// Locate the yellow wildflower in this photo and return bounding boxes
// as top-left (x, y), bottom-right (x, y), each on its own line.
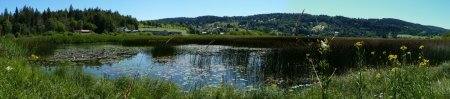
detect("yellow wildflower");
top-left (354, 41), bottom-right (364, 47)
top-left (271, 83), bottom-right (278, 89)
top-left (31, 54), bottom-right (39, 60)
top-left (375, 73), bottom-right (382, 80)
top-left (419, 45), bottom-right (425, 50)
top-left (388, 54), bottom-right (397, 61)
top-left (400, 46), bottom-right (407, 51)
top-left (382, 51), bottom-right (387, 55)
top-left (419, 56), bottom-right (422, 59)
top-left (419, 62), bottom-right (427, 68)
top-left (395, 61), bottom-right (401, 65)
top-left (391, 67), bottom-right (401, 72)
top-left (371, 51), bottom-right (376, 55)
top-left (423, 59), bottom-right (430, 63)
top-left (419, 59), bottom-right (430, 68)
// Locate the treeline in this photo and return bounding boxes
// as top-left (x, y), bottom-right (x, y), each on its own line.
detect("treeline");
top-left (153, 13), bottom-right (449, 37)
top-left (0, 6), bottom-right (139, 37)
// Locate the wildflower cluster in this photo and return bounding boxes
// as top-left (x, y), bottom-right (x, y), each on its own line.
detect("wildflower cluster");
top-left (417, 45), bottom-right (428, 68)
top-left (375, 73), bottom-right (382, 80)
top-left (311, 24), bottom-right (325, 33)
top-left (271, 83), bottom-right (278, 89)
top-left (318, 39), bottom-right (330, 54)
top-left (5, 66), bottom-right (13, 71)
top-left (388, 55), bottom-right (398, 61)
top-left (31, 54), bottom-right (39, 60)
top-left (354, 41), bottom-right (364, 48)
top-left (391, 67), bottom-right (401, 72)
top-left (400, 46), bottom-right (407, 51)
top-left (419, 59), bottom-right (429, 68)
top-left (419, 45), bottom-right (425, 50)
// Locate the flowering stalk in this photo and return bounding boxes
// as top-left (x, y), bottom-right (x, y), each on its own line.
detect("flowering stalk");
top-left (354, 41), bottom-right (365, 99)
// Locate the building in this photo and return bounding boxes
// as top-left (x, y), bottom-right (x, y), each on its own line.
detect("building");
top-left (120, 27), bottom-right (139, 33)
top-left (74, 30), bottom-right (93, 33)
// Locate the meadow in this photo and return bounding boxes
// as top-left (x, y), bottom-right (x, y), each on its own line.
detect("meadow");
top-left (2, 34), bottom-right (450, 98)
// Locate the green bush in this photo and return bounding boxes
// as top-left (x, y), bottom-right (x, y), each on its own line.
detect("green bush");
top-left (443, 32), bottom-right (450, 38)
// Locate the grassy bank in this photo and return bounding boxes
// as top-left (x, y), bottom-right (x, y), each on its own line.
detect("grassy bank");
top-left (17, 34), bottom-right (450, 49)
top-left (17, 34), bottom-right (312, 47)
top-left (2, 36), bottom-right (450, 98)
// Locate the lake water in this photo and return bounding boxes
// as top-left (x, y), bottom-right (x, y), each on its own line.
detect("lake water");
top-left (31, 40), bottom-right (450, 90)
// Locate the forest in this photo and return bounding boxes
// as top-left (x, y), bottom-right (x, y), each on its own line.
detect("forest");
top-left (0, 5), bottom-right (139, 37)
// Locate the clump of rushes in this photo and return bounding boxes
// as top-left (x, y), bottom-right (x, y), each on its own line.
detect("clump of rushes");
top-left (31, 54), bottom-right (39, 60)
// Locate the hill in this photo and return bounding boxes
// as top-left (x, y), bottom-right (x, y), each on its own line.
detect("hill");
top-left (145, 13), bottom-right (449, 37)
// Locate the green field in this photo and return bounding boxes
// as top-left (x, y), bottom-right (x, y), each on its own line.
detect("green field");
top-left (139, 24), bottom-right (190, 35)
top-left (139, 27), bottom-right (189, 35)
top-left (396, 34), bottom-right (441, 39)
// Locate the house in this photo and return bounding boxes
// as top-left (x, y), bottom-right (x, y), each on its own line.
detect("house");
top-left (74, 30), bottom-right (93, 33)
top-left (120, 27), bottom-right (139, 33)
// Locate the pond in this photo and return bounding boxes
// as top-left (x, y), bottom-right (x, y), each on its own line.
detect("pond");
top-left (28, 39), bottom-right (450, 90)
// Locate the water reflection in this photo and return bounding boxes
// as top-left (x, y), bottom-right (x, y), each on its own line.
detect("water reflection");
top-left (36, 43), bottom-right (450, 90)
top-left (146, 46), bottom-right (177, 64)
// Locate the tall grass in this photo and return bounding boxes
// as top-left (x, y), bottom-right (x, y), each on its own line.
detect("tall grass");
top-left (2, 36), bottom-right (450, 98)
top-left (17, 34), bottom-right (320, 48)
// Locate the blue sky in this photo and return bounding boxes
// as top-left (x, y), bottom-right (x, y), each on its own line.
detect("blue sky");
top-left (0, 0), bottom-right (449, 29)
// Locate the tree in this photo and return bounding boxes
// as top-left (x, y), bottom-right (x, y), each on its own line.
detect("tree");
top-left (83, 23), bottom-right (97, 30)
top-left (69, 19), bottom-right (80, 31)
top-left (13, 7), bottom-right (19, 21)
top-left (12, 23), bottom-right (22, 37)
top-left (93, 14), bottom-right (117, 33)
top-left (443, 32), bottom-right (450, 38)
top-left (0, 23), bottom-right (2, 36)
top-left (2, 18), bottom-right (12, 34)
top-left (3, 8), bottom-right (9, 18)
top-left (46, 18), bottom-right (66, 32)
top-left (68, 5), bottom-right (74, 17)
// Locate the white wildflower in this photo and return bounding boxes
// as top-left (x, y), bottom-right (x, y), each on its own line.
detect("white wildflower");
top-left (320, 39), bottom-right (330, 51)
top-left (5, 66), bottom-right (13, 71)
top-left (311, 24), bottom-right (325, 33)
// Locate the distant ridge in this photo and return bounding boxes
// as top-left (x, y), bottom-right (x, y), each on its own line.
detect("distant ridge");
top-left (149, 13), bottom-right (449, 37)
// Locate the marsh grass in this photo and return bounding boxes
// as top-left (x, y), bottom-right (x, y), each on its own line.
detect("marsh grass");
top-left (2, 36), bottom-right (450, 98)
